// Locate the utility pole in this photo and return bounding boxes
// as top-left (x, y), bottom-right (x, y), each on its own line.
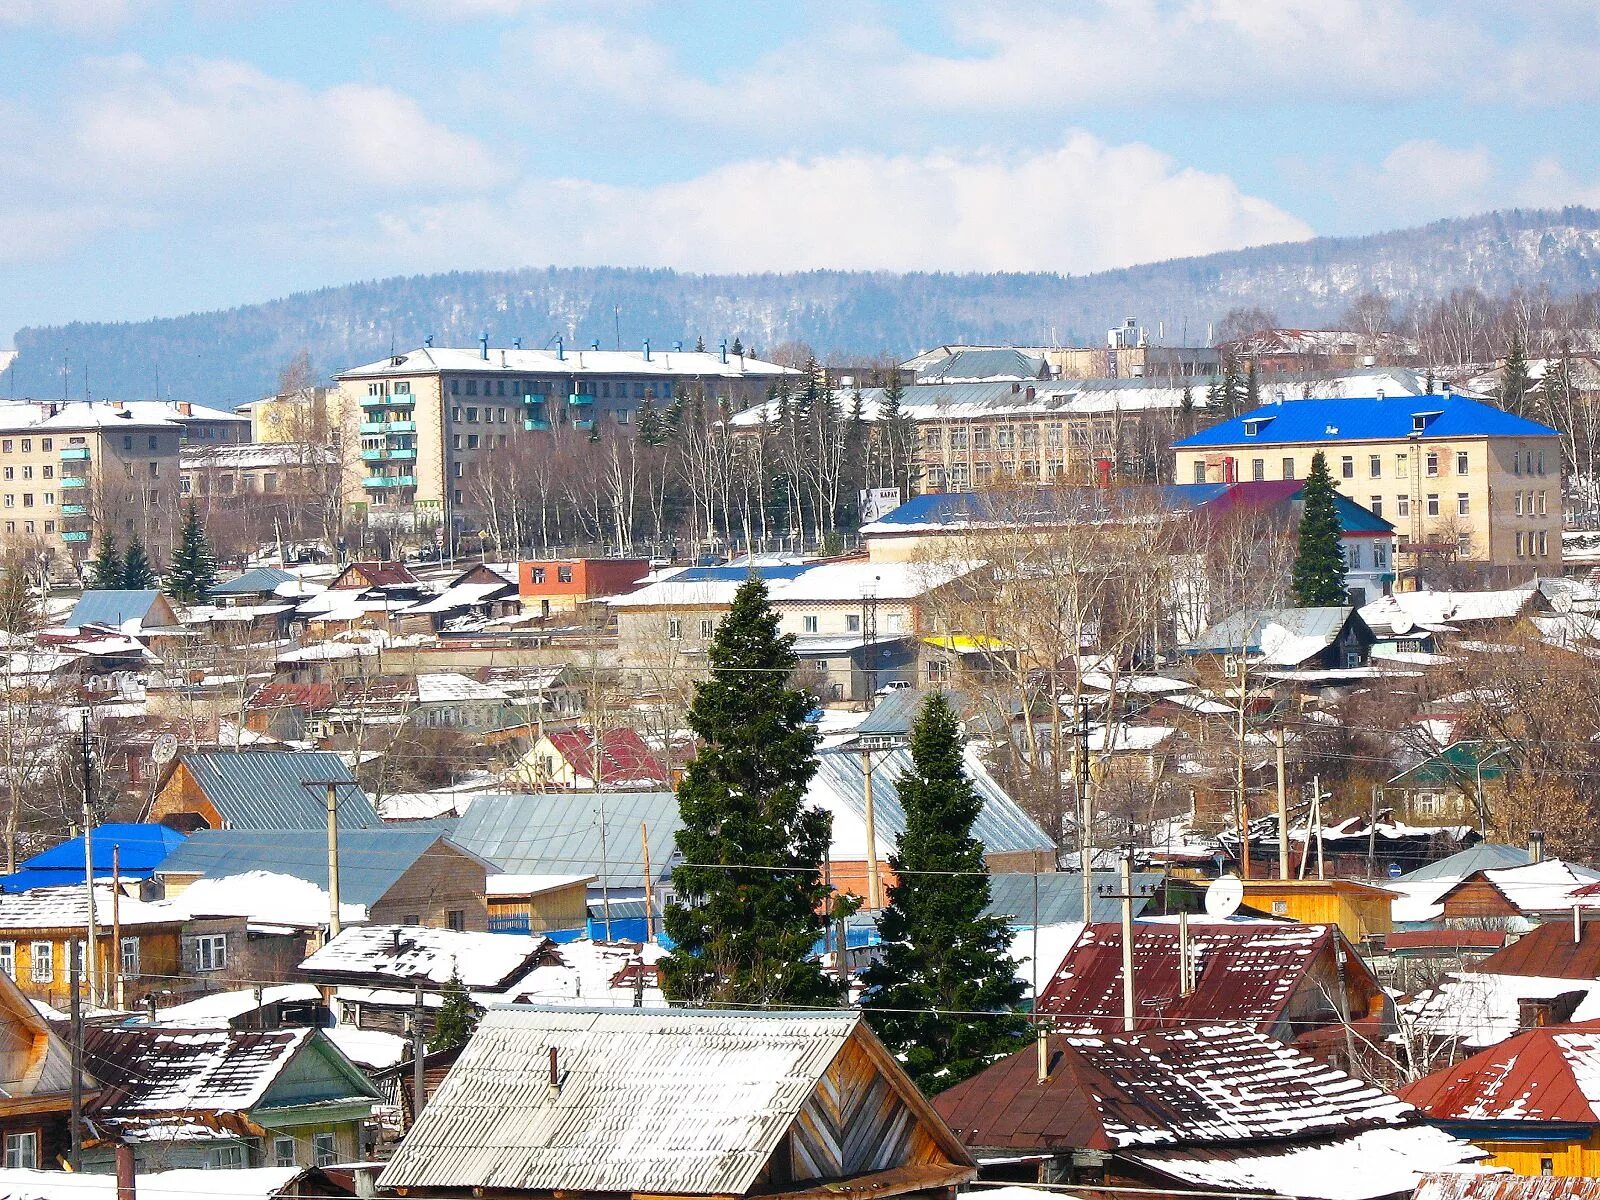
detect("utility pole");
top-left (410, 986), bottom-right (426, 1129)
top-left (1232, 655), bottom-right (1250, 880)
top-left (325, 782), bottom-right (343, 937)
top-left (69, 947), bottom-right (83, 1170)
top-left (79, 726), bottom-right (99, 1007)
top-left (862, 747), bottom-right (881, 911)
top-left (1275, 727), bottom-right (1289, 881)
top-left (1099, 841), bottom-right (1144, 1033)
top-left (641, 822), bottom-right (654, 940)
top-left (1075, 697), bottom-right (1094, 929)
top-left (111, 846), bottom-right (123, 1011)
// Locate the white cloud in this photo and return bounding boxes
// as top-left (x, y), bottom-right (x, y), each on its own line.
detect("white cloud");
top-left (369, 132), bottom-right (1312, 276)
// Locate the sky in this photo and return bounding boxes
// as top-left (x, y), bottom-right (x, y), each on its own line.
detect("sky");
top-left (3, 0), bottom-right (1600, 345)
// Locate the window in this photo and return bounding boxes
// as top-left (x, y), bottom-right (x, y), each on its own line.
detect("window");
top-left (948, 429), bottom-right (967, 451)
top-left (1457, 493), bottom-right (1469, 516)
top-left (1456, 451), bottom-right (1469, 474)
top-left (922, 429), bottom-right (941, 451)
top-left (1020, 425), bottom-right (1037, 448)
top-left (1347, 543), bottom-right (1363, 569)
top-left (1271, 900), bottom-right (1289, 916)
top-left (1425, 452), bottom-right (1439, 477)
top-left (446, 910), bottom-right (465, 932)
top-left (699, 618), bottom-right (714, 639)
top-left (1541, 1160), bottom-right (1554, 1178)
top-left (184, 933), bottom-right (227, 972)
top-left (147, 435), bottom-right (158, 450)
top-left (4, 1133), bottom-right (37, 1170)
top-left (1374, 542), bottom-right (1388, 568)
top-left (846, 614), bottom-right (861, 633)
top-left (803, 615), bottom-right (819, 633)
top-left (1193, 462), bottom-right (1206, 484)
top-left (1538, 491), bottom-right (1549, 516)
top-left (1396, 452), bottom-right (1408, 475)
top-left (972, 428), bottom-right (991, 450)
top-left (0, 943), bottom-right (12, 978)
top-left (667, 618), bottom-right (682, 640)
top-left (1539, 449), bottom-right (1547, 475)
top-left (1512, 449), bottom-right (1521, 475)
top-left (1538, 530), bottom-right (1549, 556)
top-left (557, 566), bottom-right (573, 583)
top-left (1458, 532), bottom-right (1473, 557)
top-left (1369, 496), bottom-right (1382, 518)
top-left (18, 440), bottom-right (27, 453)
top-left (531, 567), bottom-right (546, 584)
top-left (1340, 455), bottom-right (1354, 479)
top-left (123, 435), bottom-right (133, 451)
top-left (1426, 494), bottom-right (1439, 517)
top-left (1281, 457), bottom-right (1295, 479)
top-left (273, 1137), bottom-right (297, 1169)
top-left (1516, 492), bottom-right (1524, 516)
top-left (1251, 458), bottom-right (1264, 482)
top-left (1397, 495), bottom-right (1410, 518)
top-left (996, 426), bottom-right (1014, 449)
top-left (120, 937), bottom-right (139, 977)
top-left (466, 434), bottom-right (479, 450)
top-left (1, 469), bottom-right (9, 482)
top-left (1414, 792), bottom-right (1443, 817)
top-left (313, 1133), bottom-right (336, 1168)
top-left (29, 943), bottom-right (50, 983)
top-left (1516, 532), bottom-right (1525, 557)
top-left (0, 441), bottom-right (9, 454)
top-left (41, 466), bottom-right (51, 479)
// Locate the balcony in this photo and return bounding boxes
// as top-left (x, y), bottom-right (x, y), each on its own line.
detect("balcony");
top-left (59, 447), bottom-right (90, 462)
top-left (568, 393), bottom-right (594, 406)
top-left (60, 476), bottom-right (87, 489)
top-left (359, 419), bottom-right (416, 435)
top-left (573, 419), bottom-right (595, 431)
top-left (61, 531), bottom-right (89, 543)
top-left (364, 475), bottom-right (417, 489)
top-left (61, 504), bottom-right (86, 516)
top-left (524, 418), bottom-right (551, 432)
top-left (360, 392), bottom-right (416, 408)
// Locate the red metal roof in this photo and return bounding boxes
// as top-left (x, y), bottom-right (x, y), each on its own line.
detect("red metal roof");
top-left (545, 727), bottom-right (669, 788)
top-left (246, 681), bottom-right (337, 713)
top-left (331, 560), bottom-right (420, 589)
top-left (1469, 923), bottom-right (1600, 980)
top-left (1397, 1021), bottom-right (1600, 1124)
top-left (1035, 922), bottom-right (1371, 1036)
top-left (1417, 1173), bottom-right (1600, 1200)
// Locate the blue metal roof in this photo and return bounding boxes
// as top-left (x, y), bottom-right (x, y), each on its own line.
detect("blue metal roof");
top-left (666, 564), bottom-right (812, 584)
top-left (178, 751), bottom-right (382, 830)
top-left (66, 590), bottom-right (165, 628)
top-left (450, 791), bottom-right (682, 891)
top-left (868, 487), bottom-right (1216, 529)
top-left (1400, 842), bottom-right (1529, 881)
top-left (985, 870), bottom-right (1163, 927)
top-left (1183, 606), bottom-right (1353, 655)
top-left (19, 824), bottom-right (186, 875)
top-left (154, 827), bottom-right (474, 905)
top-left (1173, 394), bottom-right (1559, 449)
top-left (211, 567), bottom-right (296, 595)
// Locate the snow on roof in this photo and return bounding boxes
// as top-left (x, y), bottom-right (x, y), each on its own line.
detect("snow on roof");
top-left (412, 671), bottom-right (512, 703)
top-left (82, 1026), bottom-right (313, 1113)
top-left (1400, 1020), bottom-right (1600, 1122)
top-left (172, 871), bottom-right (369, 928)
top-left (0, 883), bottom-right (180, 931)
top-left (1360, 586), bottom-right (1536, 634)
top-left (339, 345), bottom-right (798, 381)
top-left (501, 939), bottom-right (667, 1007)
top-left (134, 984), bottom-right (322, 1028)
top-left (486, 873), bottom-right (596, 898)
top-left (610, 558), bottom-right (982, 610)
top-left (300, 924), bottom-right (547, 990)
top-left (325, 1024), bottom-right (408, 1071)
top-left (402, 581), bottom-right (512, 616)
top-left (0, 1167), bottom-right (306, 1200)
top-left (1475, 860), bottom-right (1600, 914)
top-left (1404, 972), bottom-right (1600, 1049)
top-left (181, 443), bottom-right (336, 470)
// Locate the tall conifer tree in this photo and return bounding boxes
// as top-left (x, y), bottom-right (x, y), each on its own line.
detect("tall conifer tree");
top-left (1291, 451), bottom-right (1348, 606)
top-left (661, 575), bottom-right (842, 1007)
top-left (165, 502), bottom-right (218, 603)
top-left (88, 534), bottom-right (122, 590)
top-left (862, 694), bottom-right (1027, 1092)
top-left (1500, 334), bottom-right (1532, 415)
top-left (122, 537), bottom-right (157, 589)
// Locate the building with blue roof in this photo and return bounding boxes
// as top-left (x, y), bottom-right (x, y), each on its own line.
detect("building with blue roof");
top-left (64, 590), bottom-right (180, 632)
top-left (1172, 388), bottom-right (1561, 575)
top-left (0, 824), bottom-right (187, 893)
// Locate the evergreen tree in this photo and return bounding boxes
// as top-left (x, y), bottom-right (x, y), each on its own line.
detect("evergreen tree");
top-left (1221, 352), bottom-right (1245, 417)
top-left (1244, 361), bottom-right (1260, 411)
top-left (661, 576), bottom-right (842, 1007)
top-left (0, 558), bottom-right (39, 635)
top-left (122, 537), bottom-right (157, 589)
top-left (695, 335), bottom-right (706, 353)
top-left (1500, 334), bottom-right (1532, 414)
top-left (862, 694), bottom-right (1027, 1093)
top-left (1291, 452), bottom-right (1348, 607)
top-left (164, 502), bottom-right (218, 604)
top-left (88, 534), bottom-right (122, 590)
top-left (430, 968), bottom-right (482, 1051)
top-left (730, 336), bottom-right (744, 357)
top-left (875, 371), bottom-right (918, 499)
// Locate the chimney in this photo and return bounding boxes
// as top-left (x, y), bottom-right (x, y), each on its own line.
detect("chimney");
top-left (177, 401), bottom-right (191, 416)
top-left (514, 337), bottom-right (523, 350)
top-left (1577, 904), bottom-right (1584, 945)
top-left (673, 340), bottom-right (683, 352)
top-left (1362, 354), bottom-right (1377, 368)
top-left (556, 336), bottom-right (564, 362)
top-left (1011, 382), bottom-right (1021, 394)
top-left (719, 338), bottom-right (728, 364)
top-left (1376, 389), bottom-right (1385, 401)
top-left (116, 1142), bottom-right (136, 1200)
top-left (643, 339), bottom-right (651, 362)
top-left (591, 340), bottom-right (601, 351)
top-left (425, 335), bottom-right (434, 348)
top-left (1035, 1026), bottom-right (1050, 1084)
top-left (1222, 456), bottom-right (1236, 484)
top-left (500, 350), bottom-right (507, 367)
top-left (478, 332), bottom-right (489, 360)
top-left (1025, 385), bottom-right (1036, 401)
top-left (1529, 830), bottom-right (1545, 863)
top-left (548, 1045), bottom-right (563, 1091)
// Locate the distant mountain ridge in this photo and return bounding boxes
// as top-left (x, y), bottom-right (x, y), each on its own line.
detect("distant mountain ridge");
top-left (13, 207), bottom-right (1600, 407)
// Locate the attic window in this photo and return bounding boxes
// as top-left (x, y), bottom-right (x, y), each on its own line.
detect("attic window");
top-left (1412, 410), bottom-right (1443, 433)
top-left (1243, 417), bottom-right (1273, 437)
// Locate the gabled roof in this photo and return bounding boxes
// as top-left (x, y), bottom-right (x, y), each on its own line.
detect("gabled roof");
top-left (1390, 742), bottom-right (1513, 788)
top-left (1399, 1020), bottom-right (1600, 1124)
top-left (1183, 606), bottom-right (1362, 661)
top-left (0, 883), bottom-right (180, 931)
top-left (915, 347), bottom-right (1049, 384)
top-left (17, 823), bottom-right (186, 877)
top-left (935, 1023), bottom-right (1416, 1152)
top-left (451, 791), bottom-right (681, 889)
top-left (1470, 921), bottom-right (1600, 981)
top-left (173, 751), bottom-right (381, 830)
top-left (300, 924), bottom-right (550, 990)
top-left (211, 567), bottom-right (297, 596)
top-left (1035, 922), bottom-right (1368, 1035)
top-left (66, 590), bottom-right (172, 630)
top-left (329, 560), bottom-right (420, 590)
top-left (540, 727), bottom-right (670, 788)
top-left (1400, 842), bottom-right (1532, 882)
top-left (1173, 393), bottom-right (1558, 449)
top-left (378, 1006), bottom-right (972, 1197)
top-left (245, 681), bottom-right (337, 713)
top-left (1438, 860), bottom-right (1600, 916)
top-left (985, 871), bottom-right (1161, 927)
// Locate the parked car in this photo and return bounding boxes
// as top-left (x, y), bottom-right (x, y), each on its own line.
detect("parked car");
top-left (875, 680), bottom-right (913, 696)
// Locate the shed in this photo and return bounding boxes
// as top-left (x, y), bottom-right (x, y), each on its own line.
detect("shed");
top-left (1234, 878), bottom-right (1397, 942)
top-left (486, 874), bottom-right (595, 935)
top-left (377, 1006), bottom-right (976, 1200)
top-left (64, 590), bottom-right (180, 633)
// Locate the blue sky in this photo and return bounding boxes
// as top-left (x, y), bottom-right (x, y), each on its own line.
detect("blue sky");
top-left (2, 0), bottom-right (1599, 345)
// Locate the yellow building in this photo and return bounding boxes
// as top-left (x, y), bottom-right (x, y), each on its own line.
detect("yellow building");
top-left (1234, 878), bottom-right (1395, 943)
top-left (1174, 388), bottom-right (1562, 577)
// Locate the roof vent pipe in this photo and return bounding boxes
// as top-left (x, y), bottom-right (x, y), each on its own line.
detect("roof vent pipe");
top-left (549, 1045), bottom-right (563, 1090)
top-left (1362, 354), bottom-right (1377, 368)
top-left (591, 340), bottom-right (601, 351)
top-left (1529, 829), bottom-right (1545, 864)
top-left (719, 338), bottom-right (728, 365)
top-left (478, 332), bottom-right (489, 360)
top-left (673, 340), bottom-right (683, 352)
top-left (643, 339), bottom-right (651, 362)
top-left (556, 336), bottom-right (564, 362)
top-left (514, 338), bottom-right (522, 350)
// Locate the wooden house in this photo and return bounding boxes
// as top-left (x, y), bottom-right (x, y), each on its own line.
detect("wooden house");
top-left (1235, 878), bottom-right (1397, 942)
top-left (395, 563), bottom-right (519, 634)
top-left (377, 1007), bottom-right (976, 1200)
top-left (485, 874), bottom-right (594, 935)
top-left (1434, 861), bottom-right (1600, 925)
top-left (1400, 1020), bottom-right (1600, 1176)
top-left (934, 1023), bottom-right (1481, 1199)
top-left (0, 965), bottom-right (95, 1169)
top-left (149, 750), bottom-right (382, 832)
top-left (508, 726), bottom-right (670, 791)
top-left (0, 884), bottom-right (185, 1010)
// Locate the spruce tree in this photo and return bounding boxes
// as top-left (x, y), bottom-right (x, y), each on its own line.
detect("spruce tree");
top-left (122, 537), bottom-right (157, 589)
top-left (861, 695), bottom-right (1027, 1093)
top-left (1245, 361), bottom-right (1261, 411)
top-left (88, 534), bottom-right (122, 590)
top-left (164, 502), bottom-right (218, 604)
top-left (730, 336), bottom-right (744, 357)
top-left (1291, 451), bottom-right (1348, 607)
top-left (430, 968), bottom-right (482, 1051)
top-left (661, 575), bottom-right (842, 1007)
top-left (1501, 334), bottom-right (1532, 415)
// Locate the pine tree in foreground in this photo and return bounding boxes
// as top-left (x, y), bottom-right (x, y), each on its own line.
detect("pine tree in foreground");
top-left (88, 534), bottom-right (122, 590)
top-left (430, 968), bottom-right (481, 1051)
top-left (862, 694), bottom-right (1027, 1093)
top-left (661, 575), bottom-right (843, 1008)
top-left (122, 537), bottom-right (157, 589)
top-left (165, 502), bottom-right (219, 604)
top-left (1291, 451), bottom-right (1348, 607)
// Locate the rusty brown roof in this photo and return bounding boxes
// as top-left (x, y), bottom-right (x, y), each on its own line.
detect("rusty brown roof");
top-left (1470, 921), bottom-right (1600, 980)
top-left (1416, 1174), bottom-right (1600, 1200)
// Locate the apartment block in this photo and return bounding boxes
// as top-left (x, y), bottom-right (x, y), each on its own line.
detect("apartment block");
top-left (1173, 389), bottom-right (1562, 577)
top-left (333, 339), bottom-right (796, 534)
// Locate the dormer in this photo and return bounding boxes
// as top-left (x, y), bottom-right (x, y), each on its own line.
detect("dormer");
top-left (1411, 409), bottom-right (1444, 435)
top-left (1243, 415), bottom-right (1274, 438)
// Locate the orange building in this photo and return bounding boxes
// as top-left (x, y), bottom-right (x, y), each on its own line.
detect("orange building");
top-left (518, 558), bottom-right (649, 617)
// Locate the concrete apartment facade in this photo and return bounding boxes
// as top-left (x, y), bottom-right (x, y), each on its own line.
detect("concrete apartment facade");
top-left (1173, 390), bottom-right (1562, 577)
top-left (332, 341), bottom-right (796, 536)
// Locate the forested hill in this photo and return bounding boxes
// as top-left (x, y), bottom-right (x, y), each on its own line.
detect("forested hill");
top-left (13, 207), bottom-right (1600, 407)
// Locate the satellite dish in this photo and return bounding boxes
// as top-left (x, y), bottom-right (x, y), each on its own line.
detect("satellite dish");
top-left (1205, 873), bottom-right (1244, 920)
top-left (1391, 617), bottom-right (1414, 636)
top-left (151, 733), bottom-right (179, 766)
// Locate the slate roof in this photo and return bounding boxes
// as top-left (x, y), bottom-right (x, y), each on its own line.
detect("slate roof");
top-left (450, 791), bottom-right (682, 890)
top-left (0, 883), bottom-right (180, 931)
top-left (984, 871), bottom-right (1162, 928)
top-left (65, 590), bottom-right (168, 629)
top-left (211, 567), bottom-right (297, 596)
top-left (542, 727), bottom-right (670, 788)
top-left (1174, 393), bottom-right (1558, 449)
top-left (379, 1006), bottom-right (971, 1196)
top-left (175, 751), bottom-right (381, 830)
top-left (1398, 1020), bottom-right (1600, 1124)
top-left (915, 347), bottom-right (1049, 383)
top-left (1034, 922), bottom-right (1365, 1034)
top-left (154, 828), bottom-right (482, 907)
top-left (1400, 842), bottom-right (1532, 882)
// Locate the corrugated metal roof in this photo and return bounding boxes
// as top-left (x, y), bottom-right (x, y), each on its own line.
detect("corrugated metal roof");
top-left (449, 791), bottom-right (682, 890)
top-left (66, 590), bottom-right (165, 629)
top-left (1467, 922), bottom-right (1600, 980)
top-left (1416, 1172), bottom-right (1600, 1200)
top-left (177, 751), bottom-right (381, 830)
top-left (1399, 1020), bottom-right (1600, 1123)
top-left (154, 827), bottom-right (471, 906)
top-left (19, 824), bottom-right (186, 875)
top-left (809, 745), bottom-right (1054, 858)
top-left (854, 688), bottom-right (969, 737)
top-left (1183, 606), bottom-right (1352, 654)
top-left (1400, 842), bottom-right (1532, 882)
top-left (378, 1006), bottom-right (862, 1195)
top-left (1173, 393), bottom-right (1558, 448)
top-left (83, 1026), bottom-right (316, 1113)
top-left (985, 871), bottom-right (1161, 928)
top-left (211, 567), bottom-right (296, 595)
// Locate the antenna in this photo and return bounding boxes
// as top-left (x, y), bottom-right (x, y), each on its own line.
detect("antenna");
top-left (1204, 873), bottom-right (1244, 920)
